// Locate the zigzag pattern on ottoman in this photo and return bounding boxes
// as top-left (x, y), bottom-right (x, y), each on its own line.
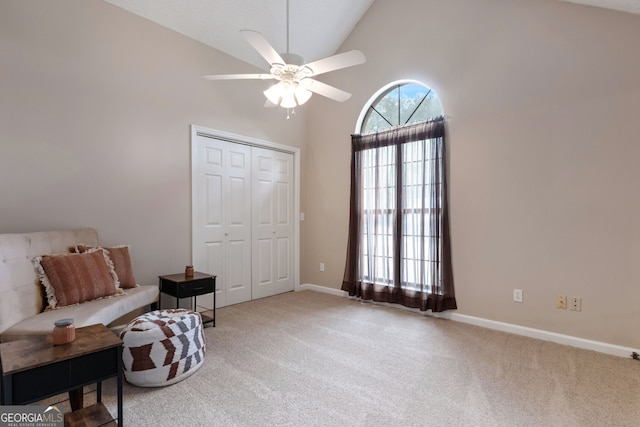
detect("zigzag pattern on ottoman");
top-left (120, 309), bottom-right (206, 387)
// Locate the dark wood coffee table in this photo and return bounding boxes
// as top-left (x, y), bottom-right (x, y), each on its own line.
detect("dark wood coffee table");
top-left (0, 323), bottom-right (123, 426)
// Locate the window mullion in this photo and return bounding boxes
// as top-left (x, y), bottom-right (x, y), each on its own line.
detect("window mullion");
top-left (404, 89), bottom-right (431, 125)
top-left (371, 106), bottom-right (394, 128)
top-left (394, 143), bottom-right (403, 288)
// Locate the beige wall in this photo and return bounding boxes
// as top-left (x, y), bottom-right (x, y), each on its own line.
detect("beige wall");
top-left (2, 0), bottom-right (639, 350)
top-left (303, 0), bottom-right (640, 348)
top-left (0, 0), bottom-right (306, 286)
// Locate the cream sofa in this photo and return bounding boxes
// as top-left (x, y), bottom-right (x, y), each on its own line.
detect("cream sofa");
top-left (0, 228), bottom-right (158, 342)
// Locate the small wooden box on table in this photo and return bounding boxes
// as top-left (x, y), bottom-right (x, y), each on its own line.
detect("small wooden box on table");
top-left (158, 272), bottom-right (216, 327)
top-left (0, 323), bottom-right (123, 426)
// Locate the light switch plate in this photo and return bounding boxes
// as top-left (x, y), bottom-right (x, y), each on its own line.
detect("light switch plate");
top-left (513, 289), bottom-right (523, 303)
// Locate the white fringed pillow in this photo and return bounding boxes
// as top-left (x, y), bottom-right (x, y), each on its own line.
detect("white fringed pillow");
top-left (33, 248), bottom-right (124, 310)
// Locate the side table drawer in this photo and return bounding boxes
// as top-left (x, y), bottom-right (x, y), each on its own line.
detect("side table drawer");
top-left (180, 278), bottom-right (215, 298)
top-left (6, 346), bottom-right (119, 404)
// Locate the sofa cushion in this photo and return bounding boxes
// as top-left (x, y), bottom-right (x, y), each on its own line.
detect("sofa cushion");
top-left (76, 245), bottom-right (137, 289)
top-left (0, 285), bottom-right (159, 342)
top-left (33, 249), bottom-right (123, 310)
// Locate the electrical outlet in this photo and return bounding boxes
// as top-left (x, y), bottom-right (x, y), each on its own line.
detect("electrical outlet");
top-left (569, 296), bottom-right (581, 312)
top-left (513, 289), bottom-right (523, 303)
top-left (556, 294), bottom-right (567, 309)
top-left (320, 263), bottom-right (325, 272)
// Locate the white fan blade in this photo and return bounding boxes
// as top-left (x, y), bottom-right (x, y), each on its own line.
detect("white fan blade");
top-left (303, 79), bottom-right (352, 102)
top-left (304, 50), bottom-right (366, 77)
top-left (240, 30), bottom-right (285, 66)
top-left (203, 74), bottom-right (274, 80)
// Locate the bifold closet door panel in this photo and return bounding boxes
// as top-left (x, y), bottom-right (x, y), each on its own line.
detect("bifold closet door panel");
top-left (193, 136), bottom-right (252, 308)
top-left (252, 147), bottom-right (295, 300)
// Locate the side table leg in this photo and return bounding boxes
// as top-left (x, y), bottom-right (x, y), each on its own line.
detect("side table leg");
top-left (117, 347), bottom-right (123, 425)
top-left (1, 375), bottom-right (13, 404)
top-left (69, 387), bottom-right (83, 411)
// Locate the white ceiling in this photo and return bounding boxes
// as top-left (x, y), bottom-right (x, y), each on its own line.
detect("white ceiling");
top-left (104, 0), bottom-right (640, 71)
top-left (104, 0), bottom-right (375, 70)
top-left (562, 0), bottom-right (640, 14)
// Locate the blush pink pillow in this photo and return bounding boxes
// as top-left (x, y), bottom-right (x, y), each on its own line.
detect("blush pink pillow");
top-left (76, 245), bottom-right (137, 289)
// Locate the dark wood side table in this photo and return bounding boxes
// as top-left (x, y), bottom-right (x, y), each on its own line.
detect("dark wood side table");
top-left (159, 272), bottom-right (216, 327)
top-left (0, 323), bottom-right (123, 426)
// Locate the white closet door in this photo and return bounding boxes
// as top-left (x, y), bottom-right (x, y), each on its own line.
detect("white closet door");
top-left (193, 135), bottom-right (252, 307)
top-left (252, 147), bottom-right (294, 299)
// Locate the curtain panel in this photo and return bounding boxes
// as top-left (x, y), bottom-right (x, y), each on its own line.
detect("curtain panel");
top-left (341, 117), bottom-right (456, 312)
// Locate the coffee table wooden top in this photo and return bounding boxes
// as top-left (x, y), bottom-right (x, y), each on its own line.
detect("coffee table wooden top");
top-left (0, 323), bottom-right (122, 375)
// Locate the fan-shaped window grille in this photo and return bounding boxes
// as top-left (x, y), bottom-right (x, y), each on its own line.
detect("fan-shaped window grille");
top-left (360, 82), bottom-right (443, 134)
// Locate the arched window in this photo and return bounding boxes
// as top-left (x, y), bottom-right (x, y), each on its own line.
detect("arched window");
top-left (342, 81), bottom-right (456, 313)
top-left (359, 81), bottom-right (443, 134)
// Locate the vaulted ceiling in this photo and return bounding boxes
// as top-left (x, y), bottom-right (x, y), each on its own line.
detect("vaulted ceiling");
top-left (105, 0), bottom-right (640, 71)
top-left (104, 0), bottom-right (375, 70)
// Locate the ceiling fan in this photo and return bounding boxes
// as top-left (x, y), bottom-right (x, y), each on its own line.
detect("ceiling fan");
top-left (203, 1), bottom-right (366, 114)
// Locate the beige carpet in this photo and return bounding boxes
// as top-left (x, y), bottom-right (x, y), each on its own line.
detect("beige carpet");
top-left (61, 290), bottom-right (640, 426)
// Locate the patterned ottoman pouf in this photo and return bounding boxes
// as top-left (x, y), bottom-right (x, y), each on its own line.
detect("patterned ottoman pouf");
top-left (119, 309), bottom-right (206, 387)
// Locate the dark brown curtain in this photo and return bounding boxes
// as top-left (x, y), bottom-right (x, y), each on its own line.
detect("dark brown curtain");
top-left (341, 117), bottom-right (456, 312)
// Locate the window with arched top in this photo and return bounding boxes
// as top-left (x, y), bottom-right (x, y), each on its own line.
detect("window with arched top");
top-left (359, 81), bottom-right (443, 134)
top-left (343, 81), bottom-right (456, 313)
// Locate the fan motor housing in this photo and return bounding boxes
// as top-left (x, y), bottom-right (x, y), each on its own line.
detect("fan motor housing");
top-left (279, 53), bottom-right (304, 66)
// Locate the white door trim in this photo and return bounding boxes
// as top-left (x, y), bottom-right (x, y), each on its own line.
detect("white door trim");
top-left (190, 124), bottom-right (301, 293)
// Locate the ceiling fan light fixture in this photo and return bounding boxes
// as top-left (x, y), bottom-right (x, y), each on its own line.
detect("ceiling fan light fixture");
top-left (294, 84), bottom-right (312, 105)
top-left (280, 93), bottom-right (297, 109)
top-left (264, 80), bottom-right (312, 108)
top-left (280, 81), bottom-right (297, 108)
top-left (264, 83), bottom-right (283, 105)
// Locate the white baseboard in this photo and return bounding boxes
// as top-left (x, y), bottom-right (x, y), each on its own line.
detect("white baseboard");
top-left (436, 312), bottom-right (636, 358)
top-left (299, 283), bottom-right (347, 297)
top-left (296, 284), bottom-right (637, 359)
